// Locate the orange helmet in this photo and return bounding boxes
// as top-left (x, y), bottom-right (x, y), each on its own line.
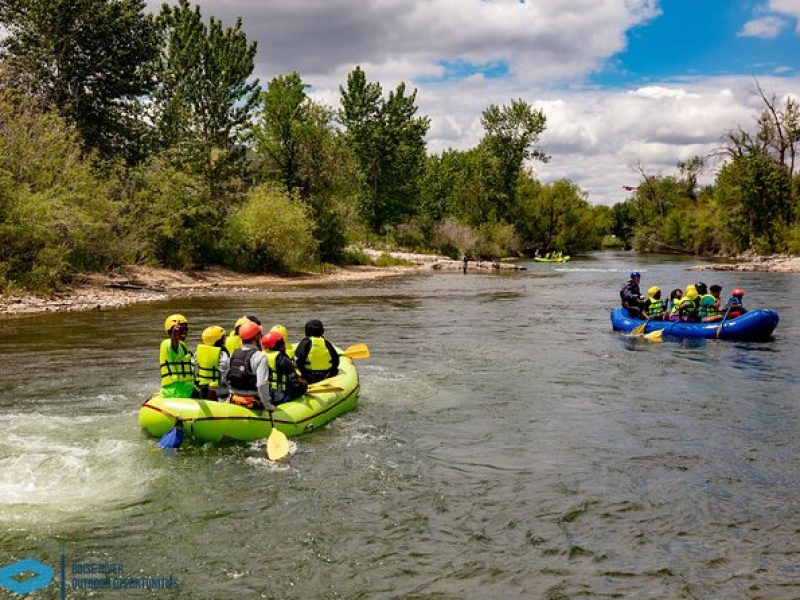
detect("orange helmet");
top-left (732, 288), bottom-right (744, 297)
top-left (238, 321), bottom-right (262, 342)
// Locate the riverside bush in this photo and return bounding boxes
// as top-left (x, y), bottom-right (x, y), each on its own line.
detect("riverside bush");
top-left (224, 185), bottom-right (315, 271)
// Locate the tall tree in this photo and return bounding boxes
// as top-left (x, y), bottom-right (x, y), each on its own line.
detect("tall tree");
top-left (0, 0), bottom-right (159, 162)
top-left (152, 0), bottom-right (259, 202)
top-left (339, 66), bottom-right (429, 232)
top-left (479, 99), bottom-right (548, 222)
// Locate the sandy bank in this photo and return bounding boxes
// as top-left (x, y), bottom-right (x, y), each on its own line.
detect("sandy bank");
top-left (0, 251), bottom-right (525, 316)
top-left (691, 255), bottom-right (800, 273)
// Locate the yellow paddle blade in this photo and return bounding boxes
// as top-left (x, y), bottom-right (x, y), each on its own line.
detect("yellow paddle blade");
top-left (643, 329), bottom-right (663, 342)
top-left (631, 322), bottom-right (647, 335)
top-left (307, 384), bottom-right (344, 394)
top-left (343, 343), bottom-right (370, 359)
top-left (267, 426), bottom-right (289, 461)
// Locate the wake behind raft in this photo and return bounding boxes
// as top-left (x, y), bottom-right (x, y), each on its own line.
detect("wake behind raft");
top-left (611, 307), bottom-right (779, 341)
top-left (139, 356), bottom-right (360, 443)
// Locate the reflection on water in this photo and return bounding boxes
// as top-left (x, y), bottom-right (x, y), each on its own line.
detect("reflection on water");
top-left (0, 252), bottom-right (798, 598)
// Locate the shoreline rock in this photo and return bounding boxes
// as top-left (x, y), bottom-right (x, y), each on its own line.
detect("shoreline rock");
top-left (691, 254), bottom-right (800, 273)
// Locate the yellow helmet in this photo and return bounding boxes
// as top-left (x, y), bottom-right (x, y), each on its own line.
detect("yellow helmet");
top-left (685, 284), bottom-right (698, 300)
top-left (164, 314), bottom-right (188, 332)
top-left (647, 286), bottom-right (660, 298)
top-left (233, 316), bottom-right (250, 332)
top-left (202, 325), bottom-right (226, 346)
top-left (269, 324), bottom-right (289, 345)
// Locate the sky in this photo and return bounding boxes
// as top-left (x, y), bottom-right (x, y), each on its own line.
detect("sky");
top-left (151, 0), bottom-right (800, 205)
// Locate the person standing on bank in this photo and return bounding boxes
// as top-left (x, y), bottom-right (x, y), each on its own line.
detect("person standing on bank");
top-left (462, 254), bottom-right (468, 274)
top-left (294, 319), bottom-right (340, 384)
top-left (225, 321), bottom-right (273, 411)
top-left (160, 314), bottom-right (195, 398)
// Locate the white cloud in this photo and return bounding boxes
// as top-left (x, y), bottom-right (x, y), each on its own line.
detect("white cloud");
top-left (739, 16), bottom-right (788, 38)
top-left (769, 0), bottom-right (800, 32)
top-left (142, 2), bottom-right (795, 205)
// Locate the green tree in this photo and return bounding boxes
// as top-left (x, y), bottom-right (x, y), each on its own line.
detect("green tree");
top-left (339, 66), bottom-right (430, 232)
top-left (478, 99), bottom-right (548, 222)
top-left (715, 152), bottom-right (792, 252)
top-left (152, 0), bottom-right (259, 203)
top-left (0, 0), bottom-right (159, 162)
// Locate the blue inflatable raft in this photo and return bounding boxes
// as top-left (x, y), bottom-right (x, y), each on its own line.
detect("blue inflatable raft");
top-left (611, 307), bottom-right (779, 341)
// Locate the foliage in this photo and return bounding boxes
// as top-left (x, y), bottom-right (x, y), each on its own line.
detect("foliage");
top-left (0, 89), bottom-right (124, 291)
top-left (151, 0), bottom-right (258, 202)
top-left (339, 66), bottom-right (430, 232)
top-left (223, 184), bottom-right (315, 271)
top-left (373, 253), bottom-right (412, 267)
top-left (121, 151), bottom-right (214, 268)
top-left (478, 99), bottom-right (548, 222)
top-left (0, 0), bottom-right (159, 163)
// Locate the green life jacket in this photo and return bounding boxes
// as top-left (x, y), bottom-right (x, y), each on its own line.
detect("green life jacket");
top-left (303, 337), bottom-right (333, 372)
top-left (224, 333), bottom-right (242, 356)
top-left (678, 297), bottom-right (698, 319)
top-left (645, 297), bottom-right (665, 317)
top-left (699, 294), bottom-right (719, 318)
top-left (160, 339), bottom-right (194, 397)
top-left (195, 344), bottom-right (223, 388)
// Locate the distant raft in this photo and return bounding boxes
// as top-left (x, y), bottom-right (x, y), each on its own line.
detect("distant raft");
top-left (610, 307), bottom-right (779, 341)
top-left (139, 356), bottom-right (360, 443)
top-left (534, 255), bottom-right (571, 263)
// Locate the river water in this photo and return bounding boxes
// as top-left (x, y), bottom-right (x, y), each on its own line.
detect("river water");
top-left (1, 252), bottom-right (798, 599)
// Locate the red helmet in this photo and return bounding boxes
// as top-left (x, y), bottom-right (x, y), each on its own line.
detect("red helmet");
top-left (732, 288), bottom-right (744, 297)
top-left (261, 331), bottom-right (284, 350)
top-left (239, 321), bottom-right (262, 342)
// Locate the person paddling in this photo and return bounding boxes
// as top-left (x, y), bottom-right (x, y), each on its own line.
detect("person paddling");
top-left (226, 321), bottom-right (273, 412)
top-left (262, 331), bottom-right (308, 404)
top-left (160, 314), bottom-right (195, 398)
top-left (294, 319), bottom-right (340, 384)
top-left (620, 272), bottom-right (645, 318)
top-left (725, 288), bottom-right (747, 318)
top-left (643, 286), bottom-right (667, 320)
top-left (195, 325), bottom-right (230, 401)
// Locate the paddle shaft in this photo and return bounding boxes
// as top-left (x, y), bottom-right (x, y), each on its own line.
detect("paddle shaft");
top-left (716, 306), bottom-right (733, 339)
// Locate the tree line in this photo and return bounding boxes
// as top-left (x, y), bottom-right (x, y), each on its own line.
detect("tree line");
top-left (1, 0), bottom-right (797, 293)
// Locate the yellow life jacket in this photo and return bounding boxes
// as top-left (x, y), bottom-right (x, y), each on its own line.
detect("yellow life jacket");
top-left (304, 337), bottom-right (333, 372)
top-left (159, 339), bottom-right (193, 389)
top-left (225, 333), bottom-right (243, 356)
top-left (699, 293), bottom-right (719, 318)
top-left (195, 344), bottom-right (222, 388)
top-left (645, 297), bottom-right (665, 317)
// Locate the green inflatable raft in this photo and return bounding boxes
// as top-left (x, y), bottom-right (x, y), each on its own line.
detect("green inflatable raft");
top-left (139, 356), bottom-right (360, 443)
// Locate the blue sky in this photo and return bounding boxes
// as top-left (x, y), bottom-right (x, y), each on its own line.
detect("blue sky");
top-left (593, 0), bottom-right (800, 86)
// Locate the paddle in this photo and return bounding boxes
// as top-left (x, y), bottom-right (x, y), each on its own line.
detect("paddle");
top-left (159, 418), bottom-right (183, 449)
top-left (643, 329), bottom-right (663, 342)
top-left (266, 409), bottom-right (289, 461)
top-left (306, 383), bottom-right (344, 394)
top-left (342, 343), bottom-right (370, 359)
top-left (715, 306), bottom-right (733, 339)
top-left (631, 317), bottom-right (651, 336)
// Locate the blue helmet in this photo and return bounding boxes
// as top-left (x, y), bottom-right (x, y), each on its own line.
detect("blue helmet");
top-left (630, 271), bottom-right (641, 279)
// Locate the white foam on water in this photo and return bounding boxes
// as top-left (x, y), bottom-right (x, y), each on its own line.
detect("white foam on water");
top-left (0, 412), bottom-right (152, 523)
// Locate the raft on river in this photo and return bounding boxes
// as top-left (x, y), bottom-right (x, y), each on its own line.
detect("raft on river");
top-left (611, 307), bottom-right (779, 341)
top-left (534, 255), bottom-right (570, 263)
top-left (139, 356), bottom-right (360, 443)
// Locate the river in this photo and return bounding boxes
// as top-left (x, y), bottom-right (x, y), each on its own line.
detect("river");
top-left (1, 252), bottom-right (798, 599)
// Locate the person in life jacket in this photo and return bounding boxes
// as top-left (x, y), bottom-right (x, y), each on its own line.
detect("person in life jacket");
top-left (294, 319), bottom-right (340, 384)
top-left (667, 288), bottom-right (683, 322)
top-left (160, 314), bottom-right (195, 398)
top-left (677, 285), bottom-right (700, 322)
top-left (262, 331), bottom-right (308, 404)
top-left (224, 316), bottom-right (251, 355)
top-left (268, 324), bottom-right (294, 358)
top-left (620, 272), bottom-right (645, 318)
top-left (195, 325), bottom-right (230, 401)
top-left (225, 321), bottom-right (273, 411)
top-left (643, 286), bottom-right (667, 320)
top-left (725, 288), bottom-right (747, 318)
top-left (700, 284), bottom-right (723, 322)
